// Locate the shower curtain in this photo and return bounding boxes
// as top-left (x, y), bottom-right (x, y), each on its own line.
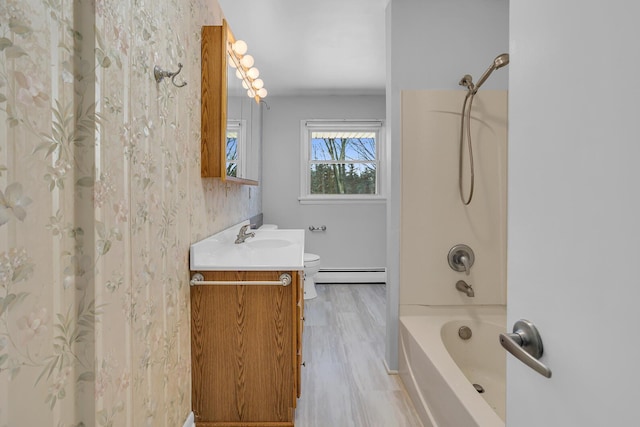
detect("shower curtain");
top-left (0, 0), bottom-right (258, 424)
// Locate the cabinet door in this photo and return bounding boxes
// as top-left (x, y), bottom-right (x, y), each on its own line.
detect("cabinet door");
top-left (200, 24), bottom-right (226, 179)
top-left (201, 22), bottom-right (259, 185)
top-left (191, 271), bottom-right (294, 423)
top-left (296, 273), bottom-right (304, 399)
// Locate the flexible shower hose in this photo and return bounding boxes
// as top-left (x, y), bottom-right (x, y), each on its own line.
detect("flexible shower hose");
top-left (459, 91), bottom-right (475, 205)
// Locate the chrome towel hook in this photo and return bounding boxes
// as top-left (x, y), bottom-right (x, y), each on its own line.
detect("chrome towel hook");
top-left (154, 63), bottom-right (187, 88)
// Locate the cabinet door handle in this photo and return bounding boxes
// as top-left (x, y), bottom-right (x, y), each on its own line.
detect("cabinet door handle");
top-left (499, 319), bottom-right (552, 378)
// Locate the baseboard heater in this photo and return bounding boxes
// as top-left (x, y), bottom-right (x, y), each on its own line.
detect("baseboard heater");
top-left (315, 268), bottom-right (386, 284)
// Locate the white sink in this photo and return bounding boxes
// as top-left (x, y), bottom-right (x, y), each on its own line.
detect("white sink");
top-left (190, 223), bottom-right (305, 271)
top-left (246, 239), bottom-right (292, 249)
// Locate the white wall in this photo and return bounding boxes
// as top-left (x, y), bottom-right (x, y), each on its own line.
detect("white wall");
top-left (386, 0), bottom-right (509, 368)
top-left (261, 95), bottom-right (386, 270)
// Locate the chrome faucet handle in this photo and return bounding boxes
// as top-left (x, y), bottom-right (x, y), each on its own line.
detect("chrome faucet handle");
top-left (235, 224), bottom-right (255, 244)
top-left (239, 224), bottom-right (255, 235)
top-left (448, 244), bottom-right (475, 275)
top-left (459, 255), bottom-right (471, 275)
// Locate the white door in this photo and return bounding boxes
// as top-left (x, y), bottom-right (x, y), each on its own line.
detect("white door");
top-left (507, 2), bottom-right (640, 426)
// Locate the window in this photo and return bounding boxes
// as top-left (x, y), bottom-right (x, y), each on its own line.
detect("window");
top-left (300, 120), bottom-right (384, 203)
top-left (226, 120), bottom-right (246, 178)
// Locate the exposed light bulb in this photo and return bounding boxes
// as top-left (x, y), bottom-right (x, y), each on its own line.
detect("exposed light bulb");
top-left (256, 88), bottom-right (267, 98)
top-left (252, 79), bottom-right (264, 89)
top-left (240, 54), bottom-right (254, 68)
top-left (228, 54), bottom-right (237, 68)
top-left (247, 67), bottom-right (260, 79)
top-left (232, 40), bottom-right (248, 55)
top-left (247, 88), bottom-right (256, 98)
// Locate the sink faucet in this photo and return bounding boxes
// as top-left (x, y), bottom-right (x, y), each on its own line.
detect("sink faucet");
top-left (456, 280), bottom-right (475, 297)
top-left (235, 224), bottom-right (255, 244)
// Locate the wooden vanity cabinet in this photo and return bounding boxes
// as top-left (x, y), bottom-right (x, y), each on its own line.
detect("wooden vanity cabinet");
top-left (296, 285), bottom-right (303, 398)
top-left (190, 270), bottom-right (304, 427)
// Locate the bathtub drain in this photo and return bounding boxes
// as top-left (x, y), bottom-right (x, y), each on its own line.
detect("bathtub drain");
top-left (458, 326), bottom-right (472, 340)
top-left (473, 383), bottom-right (485, 394)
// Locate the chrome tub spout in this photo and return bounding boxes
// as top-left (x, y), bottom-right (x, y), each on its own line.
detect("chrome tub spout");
top-left (456, 280), bottom-right (474, 297)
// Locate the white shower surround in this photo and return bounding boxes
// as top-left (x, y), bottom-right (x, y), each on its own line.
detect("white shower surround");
top-left (400, 90), bottom-right (508, 307)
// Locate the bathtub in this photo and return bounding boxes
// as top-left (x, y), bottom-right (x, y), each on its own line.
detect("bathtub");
top-left (399, 306), bottom-right (506, 427)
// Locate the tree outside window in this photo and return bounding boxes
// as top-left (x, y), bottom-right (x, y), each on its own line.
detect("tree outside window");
top-left (226, 120), bottom-right (244, 178)
top-left (310, 132), bottom-right (377, 195)
top-left (226, 130), bottom-right (238, 177)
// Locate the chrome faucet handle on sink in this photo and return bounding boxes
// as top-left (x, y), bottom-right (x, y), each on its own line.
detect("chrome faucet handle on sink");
top-left (235, 224), bottom-right (255, 244)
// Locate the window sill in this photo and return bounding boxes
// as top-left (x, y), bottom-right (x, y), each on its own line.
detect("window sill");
top-left (298, 196), bottom-right (387, 205)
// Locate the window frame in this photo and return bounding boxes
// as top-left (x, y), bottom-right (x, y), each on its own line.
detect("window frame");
top-left (226, 119), bottom-right (247, 178)
top-left (299, 119), bottom-right (385, 204)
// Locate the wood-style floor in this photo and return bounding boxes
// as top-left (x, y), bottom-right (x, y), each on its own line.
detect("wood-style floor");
top-left (294, 284), bottom-right (423, 427)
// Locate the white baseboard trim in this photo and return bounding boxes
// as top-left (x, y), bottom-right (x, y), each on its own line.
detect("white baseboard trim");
top-left (182, 411), bottom-right (195, 427)
top-left (383, 357), bottom-right (399, 375)
top-left (315, 269), bottom-right (386, 284)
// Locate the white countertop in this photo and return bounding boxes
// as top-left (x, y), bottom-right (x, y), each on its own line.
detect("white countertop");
top-left (190, 222), bottom-right (305, 271)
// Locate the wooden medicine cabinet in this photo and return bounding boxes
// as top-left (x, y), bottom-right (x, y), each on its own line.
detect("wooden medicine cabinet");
top-left (201, 20), bottom-right (259, 185)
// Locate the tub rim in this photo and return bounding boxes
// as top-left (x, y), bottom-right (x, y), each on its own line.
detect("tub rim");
top-left (399, 305), bottom-right (506, 427)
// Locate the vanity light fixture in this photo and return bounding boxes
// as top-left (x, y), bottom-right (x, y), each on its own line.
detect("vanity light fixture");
top-left (247, 67), bottom-right (259, 79)
top-left (232, 40), bottom-right (248, 55)
top-left (227, 36), bottom-right (268, 101)
top-left (240, 54), bottom-right (254, 68)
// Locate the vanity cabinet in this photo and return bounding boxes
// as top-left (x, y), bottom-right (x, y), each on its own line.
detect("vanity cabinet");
top-left (190, 270), bottom-right (304, 426)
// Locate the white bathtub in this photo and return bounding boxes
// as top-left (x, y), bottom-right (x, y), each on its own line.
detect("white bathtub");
top-left (399, 306), bottom-right (506, 427)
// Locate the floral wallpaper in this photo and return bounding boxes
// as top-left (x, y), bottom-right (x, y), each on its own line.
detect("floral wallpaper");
top-left (0, 0), bottom-right (260, 425)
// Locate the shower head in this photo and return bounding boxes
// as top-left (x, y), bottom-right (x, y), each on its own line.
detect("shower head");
top-left (472, 53), bottom-right (510, 93)
top-left (493, 53), bottom-right (510, 69)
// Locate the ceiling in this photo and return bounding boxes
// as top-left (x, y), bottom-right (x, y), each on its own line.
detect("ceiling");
top-left (217, 0), bottom-right (389, 97)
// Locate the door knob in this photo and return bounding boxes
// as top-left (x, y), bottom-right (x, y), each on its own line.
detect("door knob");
top-left (499, 319), bottom-right (552, 378)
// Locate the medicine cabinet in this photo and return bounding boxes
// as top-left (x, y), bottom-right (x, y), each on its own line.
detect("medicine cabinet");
top-left (201, 21), bottom-right (260, 184)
